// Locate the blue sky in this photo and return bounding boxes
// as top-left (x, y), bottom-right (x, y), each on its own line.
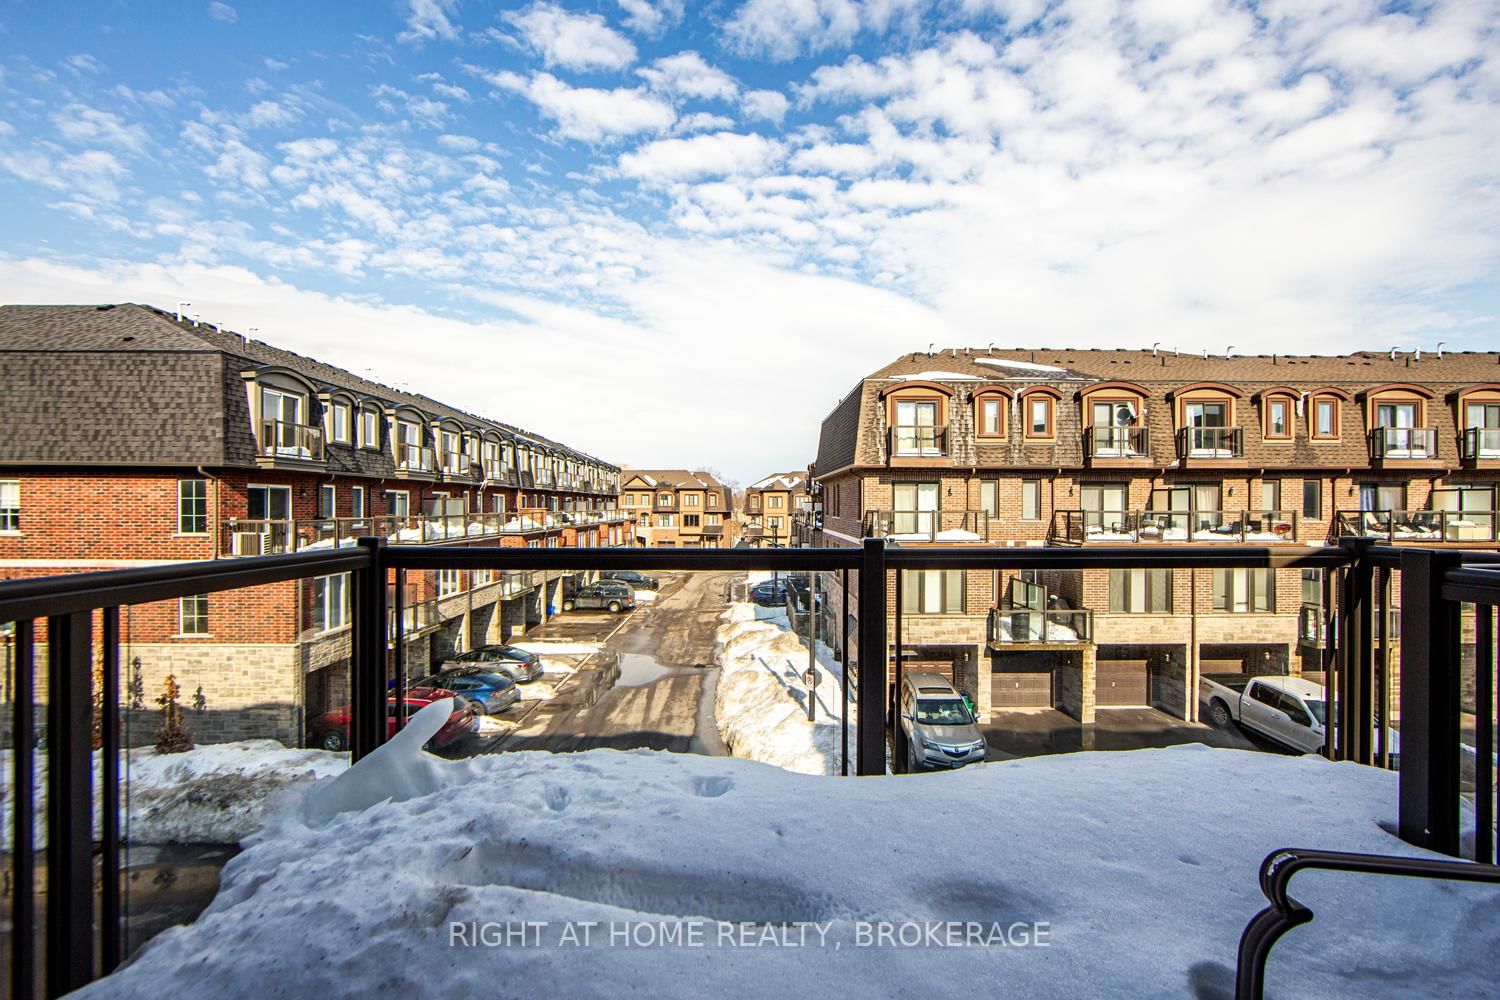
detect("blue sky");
top-left (0, 0), bottom-right (1497, 481)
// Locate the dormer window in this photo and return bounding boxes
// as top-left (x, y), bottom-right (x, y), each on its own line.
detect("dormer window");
top-left (329, 400), bottom-right (352, 444)
top-left (1313, 396), bottom-right (1339, 440)
top-left (359, 407), bottom-right (380, 449)
top-left (1264, 396), bottom-right (1293, 441)
top-left (978, 396), bottom-right (1005, 437)
top-left (1019, 388), bottom-right (1059, 441)
top-left (1363, 385), bottom-right (1435, 460)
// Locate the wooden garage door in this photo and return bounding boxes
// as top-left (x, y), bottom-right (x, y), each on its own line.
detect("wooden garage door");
top-left (991, 670), bottom-right (1052, 708)
top-left (1097, 659), bottom-right (1149, 707)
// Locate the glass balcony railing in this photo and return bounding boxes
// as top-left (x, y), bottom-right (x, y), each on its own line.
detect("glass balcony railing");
top-left (1369, 426), bottom-right (1437, 460)
top-left (1334, 509), bottom-right (1498, 544)
top-left (1175, 426), bottom-right (1242, 459)
top-left (987, 606), bottom-right (1093, 646)
top-left (1463, 427), bottom-right (1500, 460)
top-left (395, 443), bottom-right (435, 473)
top-left (1049, 509), bottom-right (1299, 544)
top-left (1086, 425), bottom-right (1150, 459)
top-left (889, 423), bottom-right (948, 458)
top-left (864, 509), bottom-right (988, 541)
top-left (258, 419), bottom-right (325, 461)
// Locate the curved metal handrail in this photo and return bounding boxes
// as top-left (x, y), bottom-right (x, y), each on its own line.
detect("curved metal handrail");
top-left (1236, 847), bottom-right (1500, 999)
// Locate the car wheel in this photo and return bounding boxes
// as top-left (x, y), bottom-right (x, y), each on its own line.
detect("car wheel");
top-left (905, 739), bottom-right (919, 773)
top-left (608, 601), bottom-right (622, 613)
top-left (468, 699), bottom-right (488, 717)
top-left (318, 730), bottom-right (347, 752)
top-left (562, 599), bottom-right (575, 611)
top-left (1208, 699), bottom-right (1232, 728)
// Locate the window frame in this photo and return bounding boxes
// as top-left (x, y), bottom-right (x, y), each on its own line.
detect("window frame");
top-left (177, 478), bottom-right (209, 535)
top-left (1311, 396), bottom-right (1340, 441)
top-left (1263, 395), bottom-right (1294, 441)
top-left (1108, 568), bottom-right (1172, 614)
top-left (1211, 568), bottom-right (1276, 613)
top-left (900, 569), bottom-right (965, 615)
top-left (0, 480), bottom-right (17, 533)
top-left (178, 594), bottom-right (209, 636)
top-left (330, 400), bottom-right (352, 444)
top-left (1020, 479), bottom-right (1041, 522)
top-left (312, 574), bottom-right (350, 633)
top-left (1021, 390), bottom-right (1057, 440)
top-left (1302, 479), bottom-right (1323, 520)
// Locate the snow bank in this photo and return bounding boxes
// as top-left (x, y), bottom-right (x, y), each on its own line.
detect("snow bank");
top-left (634, 589), bottom-right (658, 603)
top-left (1, 740), bottom-right (347, 847)
top-left (713, 604), bottom-right (856, 776)
top-left (78, 743), bottom-right (1498, 999)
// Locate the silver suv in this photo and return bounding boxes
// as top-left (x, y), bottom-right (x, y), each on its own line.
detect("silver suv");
top-left (899, 673), bottom-right (986, 771)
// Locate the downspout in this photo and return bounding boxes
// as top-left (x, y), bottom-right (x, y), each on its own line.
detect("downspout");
top-left (196, 466), bottom-right (221, 561)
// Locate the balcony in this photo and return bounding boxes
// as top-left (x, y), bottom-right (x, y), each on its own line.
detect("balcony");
top-left (1174, 426), bottom-right (1243, 464)
top-left (1334, 509), bottom-right (1498, 545)
top-left (888, 423), bottom-right (948, 459)
top-left (1369, 426), bottom-right (1439, 464)
top-left (655, 498), bottom-right (677, 511)
top-left (1084, 426), bottom-right (1151, 466)
top-left (440, 451), bottom-right (477, 480)
top-left (1462, 427), bottom-right (1500, 467)
top-left (987, 605), bottom-right (1093, 647)
top-left (220, 510), bottom-right (576, 555)
top-left (535, 469), bottom-right (555, 487)
top-left (1298, 602), bottom-right (1401, 649)
top-left (394, 443), bottom-right (435, 478)
top-left (864, 509), bottom-right (988, 542)
top-left (1049, 509), bottom-right (1300, 545)
top-left (256, 419), bottom-right (325, 467)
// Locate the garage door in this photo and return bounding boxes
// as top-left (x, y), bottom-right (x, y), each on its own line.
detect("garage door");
top-left (1097, 659), bottom-right (1149, 707)
top-left (991, 669), bottom-right (1052, 708)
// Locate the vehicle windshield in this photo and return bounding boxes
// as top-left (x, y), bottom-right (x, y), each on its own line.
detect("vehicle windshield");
top-left (1304, 699), bottom-right (1327, 725)
top-left (914, 698), bottom-right (972, 726)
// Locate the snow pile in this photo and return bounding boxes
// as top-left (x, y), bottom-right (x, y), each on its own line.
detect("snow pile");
top-left (77, 741), bottom-right (1499, 999)
top-left (509, 641), bottom-right (599, 701)
top-left (713, 604), bottom-right (856, 776)
top-left (634, 589), bottom-right (658, 603)
top-left (1, 741), bottom-right (347, 848)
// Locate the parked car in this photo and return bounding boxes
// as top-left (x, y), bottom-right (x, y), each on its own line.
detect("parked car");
top-left (899, 672), bottom-right (987, 771)
top-left (749, 579), bottom-right (792, 607)
top-left (1202, 674), bottom-right (1327, 754)
top-left (310, 690), bottom-right (476, 752)
top-left (601, 570), bottom-right (659, 591)
top-left (413, 669), bottom-right (521, 715)
top-left (441, 644), bottom-right (543, 682)
top-left (562, 580), bottom-right (636, 613)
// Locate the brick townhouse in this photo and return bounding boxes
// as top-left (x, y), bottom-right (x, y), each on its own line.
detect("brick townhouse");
top-left (806, 346), bottom-right (1500, 726)
top-left (0, 303), bottom-right (628, 745)
top-left (618, 470), bottom-right (736, 547)
top-left (741, 472), bottom-right (811, 548)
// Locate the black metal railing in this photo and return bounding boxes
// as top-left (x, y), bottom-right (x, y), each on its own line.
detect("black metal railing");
top-left (3, 538), bottom-right (1498, 996)
top-left (1175, 426), bottom-right (1243, 459)
top-left (1370, 426), bottom-right (1438, 460)
top-left (1085, 425), bottom-right (1150, 459)
top-left (1334, 508), bottom-right (1499, 544)
top-left (987, 605), bottom-right (1092, 645)
top-left (1462, 426), bottom-right (1500, 461)
top-left (863, 509), bottom-right (988, 541)
top-left (1049, 509), bottom-right (1299, 545)
top-left (888, 423), bottom-right (948, 458)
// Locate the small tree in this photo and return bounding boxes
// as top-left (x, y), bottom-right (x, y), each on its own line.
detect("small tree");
top-left (154, 674), bottom-right (194, 754)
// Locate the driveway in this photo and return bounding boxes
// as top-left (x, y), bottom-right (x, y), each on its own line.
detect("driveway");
top-left (981, 707), bottom-right (1263, 760)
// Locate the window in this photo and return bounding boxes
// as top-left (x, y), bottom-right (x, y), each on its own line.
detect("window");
top-left (1109, 570), bottom-right (1171, 613)
top-left (318, 484), bottom-right (336, 520)
top-left (684, 514), bottom-right (701, 527)
top-left (1025, 396), bottom-right (1053, 438)
top-left (893, 482), bottom-right (939, 535)
top-left (900, 569), bottom-right (964, 614)
top-left (1313, 397), bottom-right (1339, 439)
top-left (768, 516), bottom-right (784, 532)
top-left (767, 495), bottom-right (784, 510)
top-left (706, 513), bottom-right (721, 526)
top-left (247, 484), bottom-right (291, 522)
top-left (0, 481), bottom-right (16, 532)
top-left (1212, 568), bottom-right (1274, 612)
top-left (1467, 401), bottom-right (1500, 429)
top-left (1302, 568), bottom-right (1323, 606)
top-left (331, 401), bottom-right (352, 443)
top-left (360, 409), bottom-right (380, 449)
top-left (978, 396), bottom-right (1004, 437)
top-left (1183, 400), bottom-right (1231, 454)
top-left (312, 574), bottom-right (349, 632)
top-left (178, 479), bottom-right (208, 534)
top-left (178, 595), bottom-right (208, 635)
top-left (1262, 479), bottom-right (1281, 512)
top-left (658, 492), bottom-right (673, 506)
top-left (1021, 479), bottom-right (1041, 521)
top-left (659, 513), bottom-right (675, 527)
top-left (707, 493), bottom-right (719, 507)
top-left (893, 399), bottom-right (942, 455)
top-left (1302, 479), bottom-right (1322, 520)
top-left (979, 481), bottom-right (999, 518)
top-left (1359, 483), bottom-right (1404, 512)
top-left (385, 490), bottom-right (409, 517)
top-left (1265, 397), bottom-right (1291, 440)
top-left (351, 486), bottom-right (365, 519)
top-left (438, 570), bottom-right (463, 598)
top-left (685, 494), bottom-right (701, 507)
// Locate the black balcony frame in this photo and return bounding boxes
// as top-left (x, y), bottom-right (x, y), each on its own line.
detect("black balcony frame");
top-left (2, 538), bottom-right (1499, 996)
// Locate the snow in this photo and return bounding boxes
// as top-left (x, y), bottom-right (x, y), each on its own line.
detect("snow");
top-left (973, 356), bottom-right (1067, 372)
top-left (713, 604), bottom-right (856, 775)
top-left (634, 589), bottom-right (658, 603)
top-left (78, 734), bottom-right (1498, 1000)
top-left (1, 740), bottom-right (347, 848)
top-left (900, 370), bottom-right (982, 380)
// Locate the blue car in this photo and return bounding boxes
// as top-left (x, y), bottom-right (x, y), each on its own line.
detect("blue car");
top-left (749, 580), bottom-right (792, 607)
top-left (415, 669), bottom-right (520, 715)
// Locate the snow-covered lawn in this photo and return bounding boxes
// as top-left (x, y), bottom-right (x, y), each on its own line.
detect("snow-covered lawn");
top-left (2, 740), bottom-right (347, 847)
top-left (77, 705), bottom-right (1499, 999)
top-left (714, 603), bottom-right (856, 775)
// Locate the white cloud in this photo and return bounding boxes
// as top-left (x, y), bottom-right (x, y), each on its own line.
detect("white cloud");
top-left (492, 71), bottom-right (675, 142)
top-left (246, 100), bottom-right (300, 129)
top-left (505, 2), bottom-right (638, 71)
top-left (723, 0), bottom-right (924, 60)
top-left (674, 112), bottom-right (738, 133)
top-left (617, 0), bottom-right (685, 36)
top-left (637, 52), bottom-right (739, 101)
top-left (0, 121), bottom-right (13, 137)
top-left (52, 104), bottom-right (150, 154)
top-left (398, 0), bottom-right (460, 45)
top-left (207, 2), bottom-right (238, 23)
top-left (742, 89), bottom-right (790, 123)
top-left (619, 132), bottom-right (783, 182)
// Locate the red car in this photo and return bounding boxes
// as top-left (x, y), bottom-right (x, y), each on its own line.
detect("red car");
top-left (310, 690), bottom-right (476, 752)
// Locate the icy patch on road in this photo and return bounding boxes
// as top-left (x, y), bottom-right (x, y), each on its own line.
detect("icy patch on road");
top-left (77, 740), bottom-right (1499, 1000)
top-left (634, 589), bottom-right (658, 603)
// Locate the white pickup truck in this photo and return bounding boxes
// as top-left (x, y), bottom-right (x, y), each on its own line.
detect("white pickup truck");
top-left (1202, 675), bottom-right (1327, 754)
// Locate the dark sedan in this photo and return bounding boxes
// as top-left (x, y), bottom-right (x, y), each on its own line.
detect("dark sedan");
top-left (601, 570), bottom-right (659, 591)
top-left (749, 579), bottom-right (792, 607)
top-left (413, 669), bottom-right (521, 715)
top-left (441, 644), bottom-right (543, 682)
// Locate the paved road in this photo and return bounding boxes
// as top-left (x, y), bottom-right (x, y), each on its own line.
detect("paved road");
top-left (496, 571), bottom-right (736, 756)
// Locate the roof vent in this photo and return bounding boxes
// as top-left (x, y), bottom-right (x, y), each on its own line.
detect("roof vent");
top-left (121, 335), bottom-right (135, 342)
top-left (95, 304), bottom-right (116, 312)
top-left (176, 301), bottom-right (191, 322)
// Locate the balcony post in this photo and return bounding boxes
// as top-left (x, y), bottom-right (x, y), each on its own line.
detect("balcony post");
top-left (47, 611), bottom-right (95, 995)
top-left (351, 536), bottom-right (389, 762)
top-left (1337, 536), bottom-right (1375, 763)
top-left (856, 538), bottom-right (887, 776)
top-left (1398, 548), bottom-right (1462, 855)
